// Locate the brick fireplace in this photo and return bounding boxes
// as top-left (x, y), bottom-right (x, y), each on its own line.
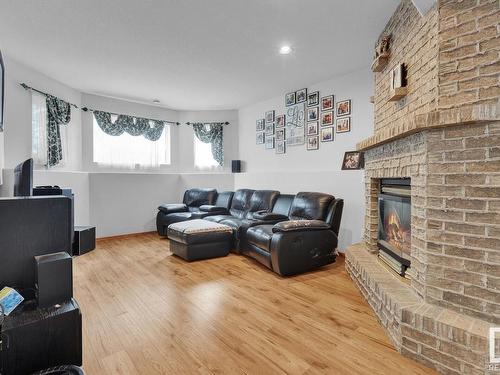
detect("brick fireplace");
top-left (346, 1), bottom-right (500, 374)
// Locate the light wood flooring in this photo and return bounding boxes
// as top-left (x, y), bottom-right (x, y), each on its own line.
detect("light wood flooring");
top-left (74, 233), bottom-right (435, 374)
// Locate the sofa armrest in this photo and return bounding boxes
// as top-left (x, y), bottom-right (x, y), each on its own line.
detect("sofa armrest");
top-left (199, 205), bottom-right (229, 214)
top-left (272, 220), bottom-right (330, 233)
top-left (158, 203), bottom-right (188, 214)
top-left (252, 210), bottom-right (289, 221)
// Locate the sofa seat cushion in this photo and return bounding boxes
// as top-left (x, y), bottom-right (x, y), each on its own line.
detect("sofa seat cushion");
top-left (246, 225), bottom-right (274, 252)
top-left (204, 215), bottom-right (234, 223)
top-left (167, 219), bottom-right (233, 245)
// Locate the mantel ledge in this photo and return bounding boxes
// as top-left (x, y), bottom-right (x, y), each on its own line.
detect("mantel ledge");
top-left (357, 102), bottom-right (500, 151)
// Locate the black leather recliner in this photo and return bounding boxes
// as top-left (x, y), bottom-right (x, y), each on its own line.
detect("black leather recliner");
top-left (245, 192), bottom-right (344, 276)
top-left (156, 189), bottom-right (233, 236)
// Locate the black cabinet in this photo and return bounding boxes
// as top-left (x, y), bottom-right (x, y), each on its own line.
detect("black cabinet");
top-left (1, 298), bottom-right (82, 375)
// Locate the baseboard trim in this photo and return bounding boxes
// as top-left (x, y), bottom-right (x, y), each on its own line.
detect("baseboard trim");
top-left (96, 231), bottom-right (157, 242)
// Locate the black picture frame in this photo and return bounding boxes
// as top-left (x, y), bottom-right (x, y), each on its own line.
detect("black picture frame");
top-left (296, 88), bottom-right (307, 103)
top-left (341, 151), bottom-right (364, 170)
top-left (0, 50), bottom-right (4, 132)
top-left (276, 140), bottom-right (286, 154)
top-left (256, 132), bottom-right (265, 145)
top-left (285, 92), bottom-right (296, 107)
top-left (336, 117), bottom-right (351, 133)
top-left (265, 110), bottom-right (275, 123)
top-left (307, 107), bottom-right (319, 122)
top-left (307, 91), bottom-right (319, 107)
top-left (306, 136), bottom-right (319, 151)
top-left (337, 99), bottom-right (352, 117)
top-left (256, 118), bottom-right (265, 131)
top-left (321, 95), bottom-right (334, 111)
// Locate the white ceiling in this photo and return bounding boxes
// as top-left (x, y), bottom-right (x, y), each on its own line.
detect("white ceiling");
top-left (0, 0), bottom-right (400, 110)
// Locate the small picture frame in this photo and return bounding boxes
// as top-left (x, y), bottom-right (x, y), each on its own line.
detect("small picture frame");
top-left (342, 151), bottom-right (364, 170)
top-left (307, 91), bottom-right (319, 107)
top-left (321, 111), bottom-right (334, 126)
top-left (276, 128), bottom-right (285, 142)
top-left (307, 121), bottom-right (319, 136)
top-left (336, 99), bottom-right (351, 117)
top-left (265, 136), bottom-right (275, 149)
top-left (296, 88), bottom-right (307, 103)
top-left (307, 136), bottom-right (319, 151)
top-left (321, 95), bottom-right (334, 111)
top-left (307, 107), bottom-right (319, 122)
top-left (276, 141), bottom-right (286, 154)
top-left (285, 92), bottom-right (296, 107)
top-left (276, 114), bottom-right (285, 128)
top-left (256, 132), bottom-right (265, 144)
top-left (321, 127), bottom-right (334, 142)
top-left (336, 117), bottom-right (351, 133)
top-left (265, 122), bottom-right (275, 136)
top-left (256, 119), bottom-right (265, 131)
top-left (265, 110), bottom-right (275, 123)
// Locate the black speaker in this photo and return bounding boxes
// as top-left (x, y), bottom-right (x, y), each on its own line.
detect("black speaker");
top-left (73, 225), bottom-right (96, 256)
top-left (34, 252), bottom-right (73, 308)
top-left (231, 160), bottom-right (241, 173)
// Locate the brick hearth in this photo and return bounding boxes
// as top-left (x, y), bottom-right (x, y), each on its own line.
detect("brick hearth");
top-left (345, 1), bottom-right (500, 374)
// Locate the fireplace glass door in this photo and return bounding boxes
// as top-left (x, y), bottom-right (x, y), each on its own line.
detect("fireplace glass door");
top-left (378, 193), bottom-right (411, 264)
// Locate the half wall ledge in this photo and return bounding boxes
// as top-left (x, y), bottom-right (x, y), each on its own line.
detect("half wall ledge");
top-left (345, 242), bottom-right (493, 375)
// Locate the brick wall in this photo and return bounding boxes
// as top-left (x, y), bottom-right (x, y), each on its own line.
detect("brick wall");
top-left (373, 0), bottom-right (439, 134)
top-left (424, 122), bottom-right (500, 325)
top-left (361, 0), bottom-right (500, 151)
top-left (438, 0), bottom-right (500, 111)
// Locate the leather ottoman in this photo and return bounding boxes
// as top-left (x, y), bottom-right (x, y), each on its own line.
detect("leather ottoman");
top-left (167, 219), bottom-right (233, 261)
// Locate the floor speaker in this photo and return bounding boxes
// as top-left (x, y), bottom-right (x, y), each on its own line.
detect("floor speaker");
top-left (34, 252), bottom-right (73, 308)
top-left (73, 226), bottom-right (96, 256)
top-left (231, 160), bottom-right (241, 173)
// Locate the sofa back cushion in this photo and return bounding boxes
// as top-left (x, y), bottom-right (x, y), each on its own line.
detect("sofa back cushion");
top-left (289, 192), bottom-right (334, 221)
top-left (245, 190), bottom-right (280, 219)
top-left (271, 194), bottom-right (295, 216)
top-left (229, 189), bottom-right (255, 219)
top-left (215, 191), bottom-right (234, 209)
top-left (183, 188), bottom-right (217, 208)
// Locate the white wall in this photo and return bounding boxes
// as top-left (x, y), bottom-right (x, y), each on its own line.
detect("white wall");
top-left (90, 172), bottom-right (234, 237)
top-left (2, 57), bottom-right (83, 171)
top-left (237, 69), bottom-right (373, 250)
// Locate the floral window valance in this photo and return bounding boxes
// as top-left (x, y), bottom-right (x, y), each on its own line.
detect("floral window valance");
top-left (192, 123), bottom-right (224, 166)
top-left (93, 111), bottom-right (166, 141)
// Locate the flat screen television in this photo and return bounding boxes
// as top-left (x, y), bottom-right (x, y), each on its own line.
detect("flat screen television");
top-left (13, 158), bottom-right (33, 196)
top-left (0, 50), bottom-right (4, 131)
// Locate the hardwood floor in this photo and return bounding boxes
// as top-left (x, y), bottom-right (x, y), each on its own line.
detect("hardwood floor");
top-left (74, 233), bottom-right (435, 375)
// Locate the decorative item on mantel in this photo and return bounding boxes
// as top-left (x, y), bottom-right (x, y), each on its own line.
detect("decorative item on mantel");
top-left (371, 34), bottom-right (391, 72)
top-left (388, 63), bottom-right (407, 102)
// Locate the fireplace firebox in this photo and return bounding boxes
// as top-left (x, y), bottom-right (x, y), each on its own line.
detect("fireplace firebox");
top-left (377, 178), bottom-right (411, 277)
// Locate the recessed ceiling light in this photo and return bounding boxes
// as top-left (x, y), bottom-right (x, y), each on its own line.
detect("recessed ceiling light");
top-left (279, 45), bottom-right (292, 55)
top-left (153, 99), bottom-right (160, 104)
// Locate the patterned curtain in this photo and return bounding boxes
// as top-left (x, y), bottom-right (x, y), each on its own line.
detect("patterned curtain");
top-left (46, 95), bottom-right (71, 167)
top-left (94, 111), bottom-right (165, 141)
top-left (192, 123), bottom-right (224, 166)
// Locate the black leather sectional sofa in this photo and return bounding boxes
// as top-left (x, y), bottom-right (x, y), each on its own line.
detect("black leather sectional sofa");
top-left (156, 188), bottom-right (344, 276)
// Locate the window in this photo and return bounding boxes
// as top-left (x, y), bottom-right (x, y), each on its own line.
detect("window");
top-left (194, 134), bottom-right (219, 170)
top-left (32, 92), bottom-right (68, 167)
top-left (93, 116), bottom-right (170, 168)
